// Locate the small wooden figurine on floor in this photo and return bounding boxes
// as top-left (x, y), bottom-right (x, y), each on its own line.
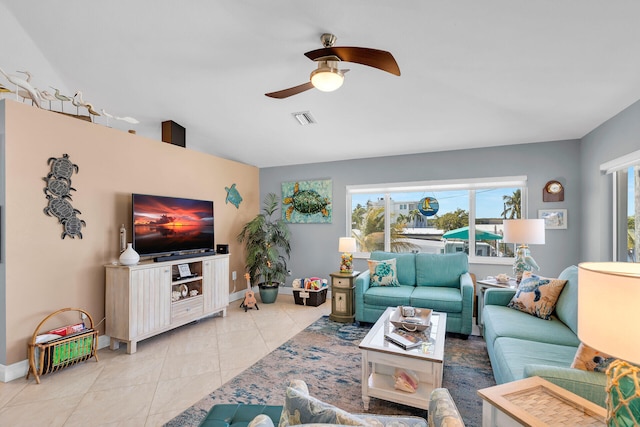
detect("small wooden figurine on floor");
top-left (240, 273), bottom-right (258, 312)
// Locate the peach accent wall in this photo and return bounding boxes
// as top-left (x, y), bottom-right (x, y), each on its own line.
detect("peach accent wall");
top-left (2, 100), bottom-right (258, 364)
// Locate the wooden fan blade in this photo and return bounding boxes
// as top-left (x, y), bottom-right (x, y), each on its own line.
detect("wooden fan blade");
top-left (305, 47), bottom-right (400, 76)
top-left (265, 82), bottom-right (314, 99)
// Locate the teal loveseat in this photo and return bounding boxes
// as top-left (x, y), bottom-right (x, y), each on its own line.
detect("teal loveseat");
top-left (355, 252), bottom-right (474, 336)
top-left (482, 265), bottom-right (607, 407)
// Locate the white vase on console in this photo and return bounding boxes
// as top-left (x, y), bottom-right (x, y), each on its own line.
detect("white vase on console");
top-left (119, 243), bottom-right (140, 266)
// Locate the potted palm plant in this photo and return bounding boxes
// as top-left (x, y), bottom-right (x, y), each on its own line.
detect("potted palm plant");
top-left (237, 193), bottom-right (291, 303)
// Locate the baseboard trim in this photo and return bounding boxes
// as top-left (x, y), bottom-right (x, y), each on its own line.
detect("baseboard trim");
top-left (0, 334), bottom-right (112, 383)
top-left (0, 359), bottom-right (28, 383)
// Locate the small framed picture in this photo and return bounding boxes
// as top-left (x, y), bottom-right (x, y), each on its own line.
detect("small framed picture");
top-left (538, 209), bottom-right (567, 229)
top-left (177, 263), bottom-right (192, 277)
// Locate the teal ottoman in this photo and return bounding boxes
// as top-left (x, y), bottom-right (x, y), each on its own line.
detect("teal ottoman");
top-left (199, 404), bottom-right (282, 427)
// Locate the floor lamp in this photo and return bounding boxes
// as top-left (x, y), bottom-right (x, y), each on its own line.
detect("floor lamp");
top-left (578, 262), bottom-right (640, 426)
top-left (502, 219), bottom-right (546, 283)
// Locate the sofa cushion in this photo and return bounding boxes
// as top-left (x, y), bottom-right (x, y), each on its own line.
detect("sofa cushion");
top-left (483, 305), bottom-right (580, 348)
top-left (368, 259), bottom-right (400, 287)
top-left (415, 253), bottom-right (468, 288)
top-left (492, 337), bottom-right (578, 384)
top-left (507, 274), bottom-right (567, 320)
top-left (363, 285), bottom-right (414, 308)
top-left (410, 287), bottom-right (462, 313)
top-left (370, 252), bottom-right (416, 286)
top-left (554, 265), bottom-right (579, 335)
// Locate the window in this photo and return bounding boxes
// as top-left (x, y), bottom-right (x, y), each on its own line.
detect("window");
top-left (614, 165), bottom-right (640, 262)
top-left (617, 166), bottom-right (638, 261)
top-left (601, 150), bottom-right (640, 262)
top-left (347, 176), bottom-right (528, 263)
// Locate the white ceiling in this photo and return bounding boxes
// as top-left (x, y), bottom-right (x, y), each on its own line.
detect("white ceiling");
top-left (2, 1), bottom-right (640, 168)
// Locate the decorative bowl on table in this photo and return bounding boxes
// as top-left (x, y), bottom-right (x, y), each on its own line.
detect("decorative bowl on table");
top-left (495, 274), bottom-right (510, 284)
top-left (390, 306), bottom-right (432, 332)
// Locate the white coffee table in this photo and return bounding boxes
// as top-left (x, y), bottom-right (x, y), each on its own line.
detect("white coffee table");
top-left (359, 307), bottom-right (447, 410)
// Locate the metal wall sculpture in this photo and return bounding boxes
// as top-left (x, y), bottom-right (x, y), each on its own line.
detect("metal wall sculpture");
top-left (43, 153), bottom-right (86, 239)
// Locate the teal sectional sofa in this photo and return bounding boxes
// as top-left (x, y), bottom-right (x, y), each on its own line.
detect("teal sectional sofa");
top-left (355, 251), bottom-right (474, 336)
top-left (482, 265), bottom-right (607, 407)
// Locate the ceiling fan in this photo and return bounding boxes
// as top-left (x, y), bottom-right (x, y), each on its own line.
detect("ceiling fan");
top-left (265, 33), bottom-right (401, 99)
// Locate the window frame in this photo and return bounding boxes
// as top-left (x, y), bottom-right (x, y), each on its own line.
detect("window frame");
top-left (601, 149), bottom-right (640, 261)
top-left (346, 175), bottom-right (529, 265)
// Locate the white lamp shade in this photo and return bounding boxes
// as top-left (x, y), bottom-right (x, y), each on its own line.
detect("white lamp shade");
top-left (578, 262), bottom-right (640, 364)
top-left (502, 219), bottom-right (545, 245)
top-left (338, 237), bottom-right (357, 253)
top-left (310, 68), bottom-right (344, 92)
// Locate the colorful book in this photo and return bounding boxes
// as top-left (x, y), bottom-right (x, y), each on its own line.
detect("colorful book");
top-left (384, 329), bottom-right (423, 350)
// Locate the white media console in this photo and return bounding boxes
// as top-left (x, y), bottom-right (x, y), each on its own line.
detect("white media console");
top-left (105, 253), bottom-right (230, 353)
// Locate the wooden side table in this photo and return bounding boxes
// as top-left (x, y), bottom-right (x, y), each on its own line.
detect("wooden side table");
top-left (478, 376), bottom-right (606, 426)
top-left (329, 271), bottom-right (358, 323)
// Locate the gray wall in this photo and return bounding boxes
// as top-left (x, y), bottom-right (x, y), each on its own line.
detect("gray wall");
top-left (260, 139), bottom-right (582, 284)
top-left (580, 99), bottom-right (640, 262)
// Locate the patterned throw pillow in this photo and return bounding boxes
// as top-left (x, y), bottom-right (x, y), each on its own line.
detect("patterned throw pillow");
top-left (278, 381), bottom-right (365, 426)
top-left (249, 414), bottom-right (275, 427)
top-left (368, 258), bottom-right (400, 287)
top-left (507, 274), bottom-right (567, 320)
top-left (571, 343), bottom-right (616, 372)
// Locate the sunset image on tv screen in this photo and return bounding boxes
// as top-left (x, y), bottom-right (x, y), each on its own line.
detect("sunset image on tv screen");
top-left (133, 194), bottom-right (214, 255)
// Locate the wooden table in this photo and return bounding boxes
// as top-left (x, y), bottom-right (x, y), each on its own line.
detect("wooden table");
top-left (477, 376), bottom-right (606, 426)
top-left (359, 307), bottom-right (447, 410)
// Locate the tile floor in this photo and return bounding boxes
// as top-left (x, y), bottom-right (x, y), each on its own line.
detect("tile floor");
top-left (0, 295), bottom-right (331, 426)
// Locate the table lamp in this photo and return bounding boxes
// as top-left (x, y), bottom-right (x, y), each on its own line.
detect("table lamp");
top-left (578, 262), bottom-right (640, 427)
top-left (502, 219), bottom-right (545, 283)
top-left (338, 237), bottom-right (357, 273)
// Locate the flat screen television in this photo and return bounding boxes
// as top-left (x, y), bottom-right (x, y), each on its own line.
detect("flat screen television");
top-left (132, 193), bottom-right (214, 258)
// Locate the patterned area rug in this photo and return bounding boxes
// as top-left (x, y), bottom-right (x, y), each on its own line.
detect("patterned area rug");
top-left (166, 316), bottom-right (495, 427)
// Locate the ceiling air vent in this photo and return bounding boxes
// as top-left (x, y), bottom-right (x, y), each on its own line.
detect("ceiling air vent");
top-left (292, 111), bottom-right (317, 126)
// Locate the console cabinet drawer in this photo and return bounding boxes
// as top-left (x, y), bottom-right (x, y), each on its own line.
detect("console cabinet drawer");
top-left (332, 277), bottom-right (353, 288)
top-left (171, 296), bottom-right (204, 322)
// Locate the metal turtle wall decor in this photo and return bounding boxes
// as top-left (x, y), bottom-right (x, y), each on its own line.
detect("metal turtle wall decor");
top-left (225, 183), bottom-right (243, 209)
top-left (43, 153), bottom-right (86, 239)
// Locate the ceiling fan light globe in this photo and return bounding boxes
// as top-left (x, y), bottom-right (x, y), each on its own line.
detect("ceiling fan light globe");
top-left (310, 68), bottom-right (344, 92)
